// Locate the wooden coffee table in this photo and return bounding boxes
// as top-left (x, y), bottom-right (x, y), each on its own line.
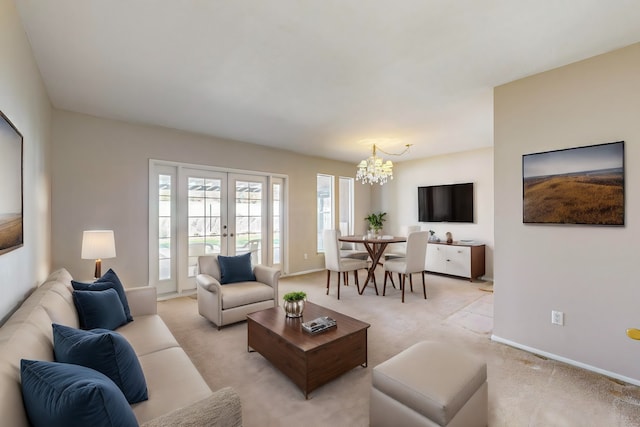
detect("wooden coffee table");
top-left (247, 301), bottom-right (370, 398)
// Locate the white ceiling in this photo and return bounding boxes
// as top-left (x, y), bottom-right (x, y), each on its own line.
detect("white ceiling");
top-left (14, 0), bottom-right (640, 163)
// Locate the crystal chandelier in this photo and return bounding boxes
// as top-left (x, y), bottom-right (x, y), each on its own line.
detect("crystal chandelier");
top-left (356, 144), bottom-right (411, 185)
top-left (356, 145), bottom-right (393, 185)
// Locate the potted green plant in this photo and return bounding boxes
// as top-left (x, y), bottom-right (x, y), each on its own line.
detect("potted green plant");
top-left (283, 291), bottom-right (307, 318)
top-left (365, 212), bottom-right (387, 235)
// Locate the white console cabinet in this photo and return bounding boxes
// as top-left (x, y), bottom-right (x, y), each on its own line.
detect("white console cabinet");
top-left (425, 242), bottom-right (485, 281)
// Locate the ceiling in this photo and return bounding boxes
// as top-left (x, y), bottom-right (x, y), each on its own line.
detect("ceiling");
top-left (14, 0), bottom-right (640, 163)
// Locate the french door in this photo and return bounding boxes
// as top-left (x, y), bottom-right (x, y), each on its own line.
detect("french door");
top-left (150, 161), bottom-right (285, 296)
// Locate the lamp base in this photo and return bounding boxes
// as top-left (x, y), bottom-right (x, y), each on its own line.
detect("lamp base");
top-left (94, 259), bottom-right (102, 279)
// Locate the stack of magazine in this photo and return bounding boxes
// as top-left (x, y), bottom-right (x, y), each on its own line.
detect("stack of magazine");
top-left (301, 316), bottom-right (337, 334)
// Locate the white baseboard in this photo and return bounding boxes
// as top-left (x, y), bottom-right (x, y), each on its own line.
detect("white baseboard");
top-left (281, 268), bottom-right (324, 278)
top-left (491, 335), bottom-right (640, 387)
top-left (156, 289), bottom-right (197, 301)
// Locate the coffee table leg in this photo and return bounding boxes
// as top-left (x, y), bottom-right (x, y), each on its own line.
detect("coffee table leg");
top-left (361, 329), bottom-right (368, 367)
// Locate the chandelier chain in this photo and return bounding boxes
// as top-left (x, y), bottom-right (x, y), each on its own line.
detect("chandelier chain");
top-left (355, 143), bottom-right (412, 185)
top-left (374, 144), bottom-right (412, 156)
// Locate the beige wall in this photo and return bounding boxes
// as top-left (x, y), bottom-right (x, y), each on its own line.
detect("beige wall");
top-left (0, 0), bottom-right (52, 322)
top-left (51, 110), bottom-right (371, 285)
top-left (379, 147), bottom-right (494, 279)
top-left (494, 43), bottom-right (640, 384)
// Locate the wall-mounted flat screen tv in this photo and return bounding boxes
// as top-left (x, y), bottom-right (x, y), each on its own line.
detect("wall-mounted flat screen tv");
top-left (418, 183), bottom-right (474, 223)
top-left (522, 141), bottom-right (624, 225)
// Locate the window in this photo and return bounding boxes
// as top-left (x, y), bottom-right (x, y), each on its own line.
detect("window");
top-left (338, 177), bottom-right (354, 236)
top-left (317, 174), bottom-right (334, 252)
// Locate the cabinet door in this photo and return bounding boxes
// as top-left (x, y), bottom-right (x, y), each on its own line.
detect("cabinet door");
top-left (425, 244), bottom-right (446, 274)
top-left (445, 246), bottom-right (471, 278)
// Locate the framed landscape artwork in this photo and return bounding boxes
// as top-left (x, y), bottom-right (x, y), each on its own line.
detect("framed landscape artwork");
top-left (0, 111), bottom-right (23, 255)
top-left (522, 141), bottom-right (624, 226)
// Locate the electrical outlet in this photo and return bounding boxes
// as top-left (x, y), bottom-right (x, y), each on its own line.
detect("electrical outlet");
top-left (304, 253), bottom-right (308, 260)
top-left (551, 310), bottom-right (564, 326)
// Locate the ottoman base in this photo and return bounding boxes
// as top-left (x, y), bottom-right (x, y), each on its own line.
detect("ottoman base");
top-left (370, 381), bottom-right (488, 427)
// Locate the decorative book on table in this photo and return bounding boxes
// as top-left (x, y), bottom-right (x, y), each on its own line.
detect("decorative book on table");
top-left (302, 316), bottom-right (337, 334)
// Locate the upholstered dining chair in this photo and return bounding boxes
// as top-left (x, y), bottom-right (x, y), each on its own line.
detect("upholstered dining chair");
top-left (338, 222), bottom-right (368, 261)
top-left (383, 231), bottom-right (429, 303)
top-left (384, 225), bottom-right (421, 261)
top-left (323, 229), bottom-right (369, 299)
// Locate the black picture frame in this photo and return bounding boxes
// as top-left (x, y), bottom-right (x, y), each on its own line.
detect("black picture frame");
top-left (522, 141), bottom-right (624, 225)
top-left (0, 111), bottom-right (24, 254)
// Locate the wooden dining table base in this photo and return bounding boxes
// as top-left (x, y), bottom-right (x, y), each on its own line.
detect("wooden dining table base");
top-left (338, 235), bottom-right (407, 296)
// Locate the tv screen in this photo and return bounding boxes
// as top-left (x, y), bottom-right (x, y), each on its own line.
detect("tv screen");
top-left (418, 183), bottom-right (474, 223)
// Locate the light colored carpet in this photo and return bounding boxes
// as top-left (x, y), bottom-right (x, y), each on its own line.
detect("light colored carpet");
top-left (158, 271), bottom-right (640, 426)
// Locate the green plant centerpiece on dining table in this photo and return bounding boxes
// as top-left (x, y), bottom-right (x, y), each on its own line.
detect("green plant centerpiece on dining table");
top-left (283, 291), bottom-right (307, 318)
top-left (365, 212), bottom-right (387, 237)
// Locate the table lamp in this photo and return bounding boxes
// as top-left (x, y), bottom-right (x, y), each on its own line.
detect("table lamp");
top-left (81, 230), bottom-right (116, 279)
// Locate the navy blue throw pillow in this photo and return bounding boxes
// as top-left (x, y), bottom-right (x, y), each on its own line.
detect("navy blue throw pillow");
top-left (73, 288), bottom-right (127, 330)
top-left (52, 324), bottom-right (148, 404)
top-left (218, 252), bottom-right (256, 284)
top-left (72, 268), bottom-right (133, 322)
top-left (20, 359), bottom-right (139, 427)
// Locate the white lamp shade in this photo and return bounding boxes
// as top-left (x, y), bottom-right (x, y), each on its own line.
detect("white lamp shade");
top-left (81, 230), bottom-right (116, 259)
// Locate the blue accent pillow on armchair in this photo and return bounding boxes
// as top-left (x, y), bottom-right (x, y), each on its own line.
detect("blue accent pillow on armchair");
top-left (20, 359), bottom-right (139, 427)
top-left (72, 288), bottom-right (127, 330)
top-left (218, 252), bottom-right (256, 284)
top-left (52, 324), bottom-right (148, 404)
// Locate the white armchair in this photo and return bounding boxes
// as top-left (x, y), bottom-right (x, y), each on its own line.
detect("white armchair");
top-left (196, 255), bottom-right (280, 329)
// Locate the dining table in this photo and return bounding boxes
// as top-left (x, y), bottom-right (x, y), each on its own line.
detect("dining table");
top-left (338, 235), bottom-right (407, 295)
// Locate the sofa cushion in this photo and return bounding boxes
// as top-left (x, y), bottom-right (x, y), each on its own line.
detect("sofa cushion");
top-left (39, 289), bottom-right (79, 329)
top-left (115, 315), bottom-right (180, 357)
top-left (221, 281), bottom-right (274, 309)
top-left (20, 359), bottom-right (139, 427)
top-left (73, 288), bottom-right (128, 330)
top-left (52, 324), bottom-right (148, 404)
top-left (218, 253), bottom-right (256, 284)
top-left (72, 269), bottom-right (133, 322)
top-left (133, 347), bottom-right (212, 424)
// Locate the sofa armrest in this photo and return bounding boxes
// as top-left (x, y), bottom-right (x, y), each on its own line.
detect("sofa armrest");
top-left (140, 387), bottom-right (242, 427)
top-left (253, 265), bottom-right (280, 289)
top-left (125, 286), bottom-right (157, 316)
top-left (196, 273), bottom-right (222, 293)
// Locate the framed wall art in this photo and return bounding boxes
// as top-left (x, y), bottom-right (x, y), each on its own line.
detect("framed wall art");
top-left (523, 141), bottom-right (624, 226)
top-left (0, 111), bottom-right (23, 255)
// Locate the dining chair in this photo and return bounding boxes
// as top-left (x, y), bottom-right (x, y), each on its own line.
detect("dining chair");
top-left (383, 231), bottom-right (429, 302)
top-left (384, 225), bottom-right (421, 261)
top-left (338, 222), bottom-right (368, 260)
top-left (323, 229), bottom-right (369, 299)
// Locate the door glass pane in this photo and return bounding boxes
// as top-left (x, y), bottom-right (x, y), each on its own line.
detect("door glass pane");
top-left (235, 180), bottom-right (262, 265)
top-left (187, 176), bottom-right (222, 277)
top-left (158, 174), bottom-right (172, 280)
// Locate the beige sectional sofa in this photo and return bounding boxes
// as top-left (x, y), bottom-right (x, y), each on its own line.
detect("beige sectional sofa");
top-left (0, 268), bottom-right (242, 427)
